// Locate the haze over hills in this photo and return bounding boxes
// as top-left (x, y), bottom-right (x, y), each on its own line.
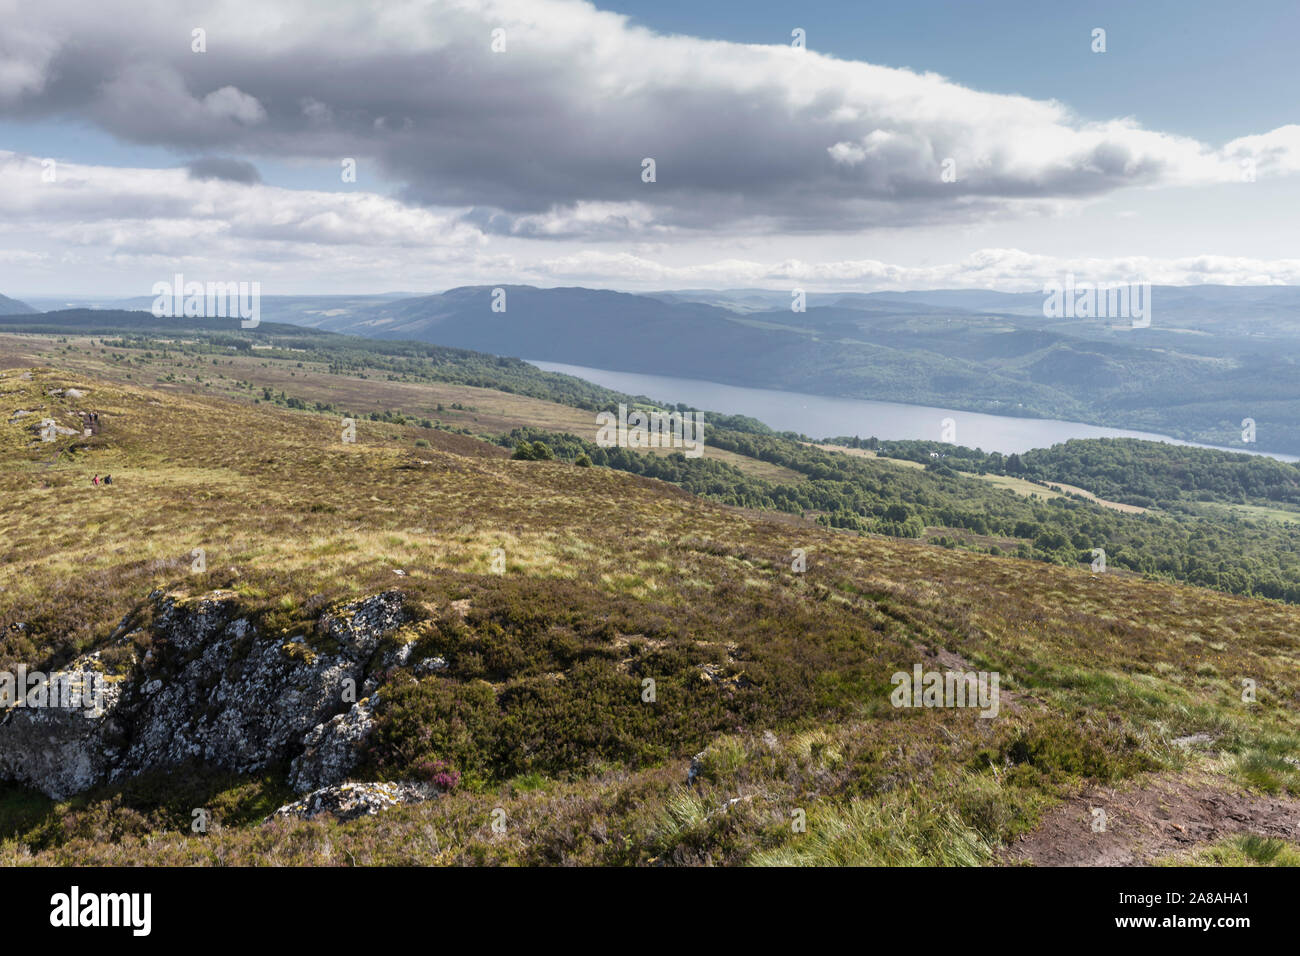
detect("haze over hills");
top-left (28, 282), bottom-right (1300, 328)
top-left (8, 293), bottom-right (413, 322)
top-left (9, 284), bottom-right (1300, 454)
top-left (660, 285), bottom-right (1300, 319)
top-left (281, 283), bottom-right (1300, 456)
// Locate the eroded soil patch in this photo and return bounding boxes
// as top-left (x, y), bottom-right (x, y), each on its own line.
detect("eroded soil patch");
top-left (1003, 772), bottom-right (1300, 866)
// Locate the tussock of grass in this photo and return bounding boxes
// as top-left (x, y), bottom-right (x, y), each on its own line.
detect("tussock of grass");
top-left (693, 736), bottom-right (749, 784)
top-left (1233, 749), bottom-right (1300, 794)
top-left (1161, 834), bottom-right (1300, 867)
top-left (752, 791), bottom-right (994, 867)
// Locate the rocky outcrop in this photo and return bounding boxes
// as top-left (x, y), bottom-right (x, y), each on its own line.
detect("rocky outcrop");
top-left (288, 695), bottom-right (378, 794)
top-left (0, 589), bottom-right (411, 800)
top-left (269, 781), bottom-right (430, 823)
top-left (0, 656), bottom-right (126, 799)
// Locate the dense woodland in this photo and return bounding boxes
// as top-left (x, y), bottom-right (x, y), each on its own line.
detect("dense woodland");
top-left (500, 426), bottom-right (1300, 602)
top-left (830, 436), bottom-right (1300, 508)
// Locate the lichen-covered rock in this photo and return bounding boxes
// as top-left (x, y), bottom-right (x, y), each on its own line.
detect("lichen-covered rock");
top-left (0, 589), bottom-right (408, 799)
top-left (288, 696), bottom-right (378, 794)
top-left (269, 781), bottom-right (430, 822)
top-left (0, 656), bottom-right (126, 800)
top-left (686, 751), bottom-right (706, 787)
top-left (414, 655), bottom-right (448, 676)
top-left (31, 420), bottom-right (78, 437)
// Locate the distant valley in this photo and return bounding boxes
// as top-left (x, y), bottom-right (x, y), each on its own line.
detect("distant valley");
top-left (12, 284), bottom-right (1300, 455)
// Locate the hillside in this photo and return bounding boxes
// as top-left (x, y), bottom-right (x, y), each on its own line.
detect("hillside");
top-left (8, 321), bottom-right (1300, 603)
top-left (2, 356), bottom-right (1299, 866)
top-left (9, 0), bottom-right (1300, 907)
top-left (0, 294), bottom-right (35, 316)
top-left (274, 284), bottom-right (1300, 456)
top-left (16, 289), bottom-right (1300, 457)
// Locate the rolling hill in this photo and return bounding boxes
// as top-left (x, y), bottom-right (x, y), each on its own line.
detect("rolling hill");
top-left (265, 284), bottom-right (1300, 456)
top-left (6, 313), bottom-right (1300, 602)
top-left (0, 294), bottom-right (35, 316)
top-left (1, 355), bottom-right (1298, 866)
top-left (20, 286), bottom-right (1300, 459)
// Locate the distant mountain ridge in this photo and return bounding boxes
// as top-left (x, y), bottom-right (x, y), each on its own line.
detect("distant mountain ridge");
top-left (0, 309), bottom-right (330, 336)
top-left (10, 284), bottom-right (1300, 454)
top-left (299, 283), bottom-right (1300, 455)
top-left (0, 294), bottom-right (36, 315)
top-left (652, 285), bottom-right (1300, 321)
top-left (14, 293), bottom-right (410, 324)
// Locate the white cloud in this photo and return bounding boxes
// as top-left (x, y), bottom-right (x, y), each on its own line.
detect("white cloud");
top-left (2, 0), bottom-right (1298, 238)
top-left (6, 148), bottom-right (1300, 294)
top-left (201, 86), bottom-right (267, 125)
top-left (0, 0), bottom-right (1297, 295)
top-left (0, 151), bottom-right (486, 290)
top-left (529, 248), bottom-right (1300, 290)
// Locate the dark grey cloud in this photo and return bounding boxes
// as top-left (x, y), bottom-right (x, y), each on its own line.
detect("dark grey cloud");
top-left (186, 156), bottom-right (261, 184)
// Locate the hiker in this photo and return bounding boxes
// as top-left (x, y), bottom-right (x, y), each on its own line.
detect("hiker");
top-left (103, 475), bottom-right (112, 485)
top-left (92, 474), bottom-right (99, 486)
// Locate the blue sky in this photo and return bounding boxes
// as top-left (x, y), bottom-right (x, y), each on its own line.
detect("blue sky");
top-left (603, 0), bottom-right (1300, 141)
top-left (1, 0), bottom-right (1298, 296)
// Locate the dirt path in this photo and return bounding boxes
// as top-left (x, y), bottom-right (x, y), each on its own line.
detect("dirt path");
top-left (1002, 773), bottom-right (1300, 866)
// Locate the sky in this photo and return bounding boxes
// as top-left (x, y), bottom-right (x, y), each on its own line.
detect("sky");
top-left (1, 0), bottom-right (1298, 297)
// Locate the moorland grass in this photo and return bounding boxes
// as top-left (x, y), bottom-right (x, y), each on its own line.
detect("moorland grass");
top-left (2, 364), bottom-right (1298, 865)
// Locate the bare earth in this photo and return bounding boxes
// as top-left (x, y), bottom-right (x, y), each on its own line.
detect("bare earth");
top-left (1003, 773), bottom-right (1300, 866)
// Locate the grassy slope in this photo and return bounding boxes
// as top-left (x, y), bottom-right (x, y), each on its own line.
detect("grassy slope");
top-left (2, 361), bottom-right (1299, 865)
top-left (1, 332), bottom-right (805, 485)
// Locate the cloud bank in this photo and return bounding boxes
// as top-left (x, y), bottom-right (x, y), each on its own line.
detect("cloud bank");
top-left (3, 0), bottom-right (1298, 239)
top-left (7, 147), bottom-right (1300, 292)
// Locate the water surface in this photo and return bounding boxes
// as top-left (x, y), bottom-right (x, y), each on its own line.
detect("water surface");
top-left (529, 360), bottom-right (1296, 460)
